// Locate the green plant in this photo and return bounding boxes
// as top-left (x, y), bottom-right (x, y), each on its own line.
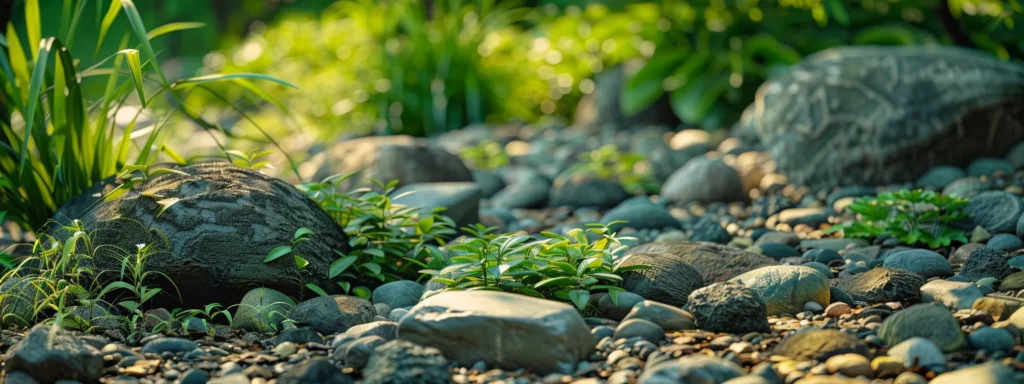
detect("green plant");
top-left (226, 148), bottom-right (274, 171)
top-left (176, 303), bottom-right (234, 336)
top-left (423, 222), bottom-right (647, 312)
top-left (565, 144), bottom-right (658, 194)
top-left (459, 140), bottom-right (510, 170)
top-left (295, 174), bottom-right (457, 298)
top-left (264, 228), bottom-right (317, 274)
top-left (1, 0), bottom-right (296, 232)
top-left (825, 189), bottom-right (970, 249)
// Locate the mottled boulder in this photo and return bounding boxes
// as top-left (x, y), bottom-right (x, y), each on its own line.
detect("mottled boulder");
top-left (81, 162), bottom-right (349, 307)
top-left (398, 291), bottom-right (593, 375)
top-left (738, 45), bottom-right (1024, 188)
top-left (687, 282), bottom-right (770, 333)
top-left (729, 265), bottom-right (831, 316)
top-left (772, 328), bottom-right (870, 361)
top-left (308, 135), bottom-right (472, 188)
top-left (616, 252), bottom-right (705, 307)
top-left (288, 295), bottom-right (376, 334)
top-left (628, 242), bottom-right (776, 285)
top-left (959, 248), bottom-right (1013, 281)
top-left (829, 267), bottom-right (925, 304)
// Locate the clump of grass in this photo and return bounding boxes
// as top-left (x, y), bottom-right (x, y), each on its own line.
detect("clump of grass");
top-left (826, 189), bottom-right (970, 249)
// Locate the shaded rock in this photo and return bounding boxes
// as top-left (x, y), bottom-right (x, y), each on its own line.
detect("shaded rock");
top-left (824, 353), bottom-right (872, 377)
top-left (613, 319), bottom-right (665, 343)
top-left (275, 327), bottom-right (323, 345)
top-left (141, 338), bottom-right (198, 354)
top-left (758, 243), bottom-right (800, 260)
top-left (886, 337), bottom-right (945, 373)
top-left (277, 358), bottom-right (352, 384)
top-left (341, 336), bottom-right (385, 369)
top-left (878, 303), bottom-right (965, 351)
top-left (362, 340), bottom-right (451, 384)
top-left (967, 157), bottom-right (1015, 177)
top-left (773, 328), bottom-right (870, 361)
top-left (288, 295), bottom-right (375, 334)
top-left (804, 248), bottom-right (842, 264)
top-left (311, 135), bottom-right (472, 188)
top-left (916, 166), bottom-right (966, 190)
top-left (615, 252), bottom-right (705, 307)
top-left (755, 231), bottom-right (800, 247)
top-left (742, 45), bottom-right (1024, 188)
top-left (920, 280), bottom-right (983, 310)
top-left (943, 177), bottom-right (994, 197)
top-left (549, 175), bottom-right (628, 209)
top-left (930, 361), bottom-right (1017, 384)
top-left (1000, 271), bottom-right (1024, 291)
top-left (3, 324), bottom-right (103, 384)
top-left (391, 183), bottom-right (481, 229)
top-left (687, 282), bottom-right (770, 333)
top-left (622, 301), bottom-right (697, 332)
top-left (959, 248), bottom-right (1013, 281)
top-left (986, 233), bottom-right (1023, 251)
top-left (344, 321), bottom-right (398, 341)
top-left (601, 198), bottom-right (680, 231)
top-left (830, 268), bottom-right (925, 304)
top-left (0, 277), bottom-right (42, 327)
top-left (882, 249), bottom-right (953, 278)
top-left (636, 354), bottom-right (744, 384)
top-left (689, 217), bottom-right (731, 244)
top-left (397, 291), bottom-right (593, 374)
top-left (233, 288), bottom-right (295, 333)
top-left (729, 265), bottom-right (830, 316)
top-left (372, 281), bottom-right (425, 310)
top-left (472, 170), bottom-right (505, 198)
top-left (968, 326), bottom-right (1014, 351)
top-left (597, 291), bottom-right (645, 321)
top-left (627, 242), bottom-right (776, 285)
top-left (950, 243), bottom-right (985, 265)
top-left (662, 158), bottom-right (746, 204)
top-left (965, 191), bottom-right (1024, 234)
top-left (81, 162), bottom-right (349, 308)
top-left (491, 173), bottom-right (550, 209)
top-left (830, 287), bottom-right (855, 306)
top-left (802, 262), bottom-right (832, 278)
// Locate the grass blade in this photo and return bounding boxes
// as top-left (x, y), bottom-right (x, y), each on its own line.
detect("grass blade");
top-left (63, 0), bottom-right (89, 49)
top-left (147, 22), bottom-right (206, 39)
top-left (25, 0), bottom-right (40, 60)
top-left (171, 73), bottom-right (298, 89)
top-left (18, 38), bottom-right (53, 176)
top-left (96, 0), bottom-right (122, 57)
top-left (120, 0), bottom-right (167, 84)
top-left (118, 49), bottom-right (146, 107)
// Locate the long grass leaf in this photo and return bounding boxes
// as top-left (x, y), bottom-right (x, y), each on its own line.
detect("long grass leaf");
top-left (118, 49), bottom-right (146, 107)
top-left (147, 22), bottom-right (206, 39)
top-left (64, 0), bottom-right (89, 49)
top-left (18, 38), bottom-right (53, 176)
top-left (120, 0), bottom-right (167, 85)
top-left (25, 0), bottom-right (40, 61)
top-left (171, 73), bottom-right (298, 89)
top-left (96, 0), bottom-right (122, 57)
top-left (6, 23), bottom-right (30, 101)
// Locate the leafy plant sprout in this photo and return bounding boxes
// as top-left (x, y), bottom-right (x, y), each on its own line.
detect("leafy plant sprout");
top-left (422, 221), bottom-right (648, 312)
top-left (825, 189), bottom-right (970, 249)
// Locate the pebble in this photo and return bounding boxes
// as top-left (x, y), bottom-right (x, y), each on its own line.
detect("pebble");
top-left (613, 319), bottom-right (665, 343)
top-left (824, 353), bottom-right (873, 378)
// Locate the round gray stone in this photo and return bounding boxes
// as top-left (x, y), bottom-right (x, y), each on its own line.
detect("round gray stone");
top-left (729, 265), bottom-right (830, 316)
top-left (878, 303), bottom-right (965, 351)
top-left (613, 319), bottom-right (665, 343)
top-left (686, 282), bottom-right (770, 333)
top-left (637, 354), bottom-right (744, 384)
top-left (661, 158), bottom-right (746, 205)
top-left (882, 249), bottom-right (953, 278)
top-left (986, 233), bottom-right (1023, 251)
top-left (233, 288), bottom-right (295, 333)
top-left (289, 295), bottom-right (376, 334)
top-left (965, 191), bottom-right (1024, 234)
top-left (372, 281), bottom-right (426, 310)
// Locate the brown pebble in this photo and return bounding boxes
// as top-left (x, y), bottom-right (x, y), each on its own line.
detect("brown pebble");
top-left (825, 353), bottom-right (873, 378)
top-left (824, 302), bottom-right (852, 317)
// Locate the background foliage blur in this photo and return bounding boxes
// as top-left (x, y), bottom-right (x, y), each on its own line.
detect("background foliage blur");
top-left (15, 0), bottom-right (1024, 143)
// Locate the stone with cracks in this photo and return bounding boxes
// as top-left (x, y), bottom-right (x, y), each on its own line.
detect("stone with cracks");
top-left (3, 324), bottom-right (103, 384)
top-left (627, 242), bottom-right (776, 285)
top-left (829, 267), bottom-right (925, 304)
top-left (615, 252), bottom-right (705, 307)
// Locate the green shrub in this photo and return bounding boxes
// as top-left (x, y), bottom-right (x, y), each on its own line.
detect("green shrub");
top-left (564, 144), bottom-right (658, 194)
top-left (423, 222), bottom-right (647, 312)
top-left (0, 0), bottom-right (294, 232)
top-left (825, 189), bottom-right (970, 249)
top-left (286, 174), bottom-right (457, 298)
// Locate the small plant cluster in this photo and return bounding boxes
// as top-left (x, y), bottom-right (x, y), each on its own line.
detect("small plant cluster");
top-left (566, 145), bottom-right (659, 194)
top-left (0, 220), bottom-right (232, 341)
top-left (459, 140), bottom-right (510, 171)
top-left (422, 222), bottom-right (645, 312)
top-left (826, 189), bottom-right (971, 249)
top-left (276, 174), bottom-right (457, 299)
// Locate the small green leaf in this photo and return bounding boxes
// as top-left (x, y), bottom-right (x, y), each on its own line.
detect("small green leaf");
top-left (306, 284), bottom-right (328, 297)
top-left (353, 286), bottom-right (372, 300)
top-left (361, 262), bottom-right (382, 276)
top-left (147, 22), bottom-right (206, 39)
top-left (534, 276), bottom-right (572, 288)
top-left (294, 227), bottom-right (314, 240)
top-left (330, 255), bottom-right (359, 278)
top-left (264, 246), bottom-right (292, 263)
top-left (294, 256), bottom-right (309, 270)
top-left (337, 281), bottom-right (351, 293)
top-left (568, 290), bottom-right (590, 311)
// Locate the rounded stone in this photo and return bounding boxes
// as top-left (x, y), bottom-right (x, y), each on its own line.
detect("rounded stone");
top-left (615, 252), bottom-right (706, 307)
top-left (362, 340), bottom-right (451, 384)
top-left (637, 354), bottom-right (744, 384)
top-left (825, 302), bottom-right (852, 317)
top-left (549, 176), bottom-right (628, 209)
top-left (597, 291), bottom-right (646, 321)
top-left (965, 191), bottom-right (1024, 234)
top-left (686, 282), bottom-right (770, 333)
top-left (233, 288), bottom-right (295, 333)
top-left (772, 328), bottom-right (870, 361)
top-left (758, 243), bottom-right (800, 260)
top-left (288, 295), bottom-right (376, 334)
top-left (959, 248), bottom-right (1013, 282)
top-left (916, 166), bottom-right (966, 190)
top-left (886, 337), bottom-right (946, 373)
top-left (986, 233), bottom-right (1023, 251)
top-left (967, 157), bottom-right (1015, 177)
top-left (661, 158), bottom-right (746, 205)
top-left (622, 301), bottom-right (697, 332)
top-left (689, 217), bottom-right (732, 244)
top-left (829, 267), bottom-right (925, 304)
top-left (613, 319), bottom-right (665, 343)
top-left (729, 265), bottom-right (830, 316)
top-left (627, 242), bottom-right (776, 285)
top-left (802, 262), bottom-right (833, 278)
top-left (968, 326), bottom-right (1014, 351)
top-left (601, 198), bottom-right (681, 231)
top-left (882, 249), bottom-right (953, 278)
top-left (372, 281), bottom-right (426, 310)
top-left (878, 303), bottom-right (965, 352)
top-left (929, 361), bottom-right (1017, 384)
top-left (805, 248), bottom-right (842, 264)
top-left (825, 353), bottom-right (872, 378)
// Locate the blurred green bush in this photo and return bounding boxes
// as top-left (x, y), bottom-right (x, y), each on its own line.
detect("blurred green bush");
top-left (203, 0), bottom-right (1022, 138)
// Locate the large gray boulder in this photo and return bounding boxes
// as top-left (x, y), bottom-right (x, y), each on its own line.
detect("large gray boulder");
top-left (736, 45), bottom-right (1024, 187)
top-left (397, 291), bottom-right (593, 375)
top-left (81, 162), bottom-right (349, 308)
